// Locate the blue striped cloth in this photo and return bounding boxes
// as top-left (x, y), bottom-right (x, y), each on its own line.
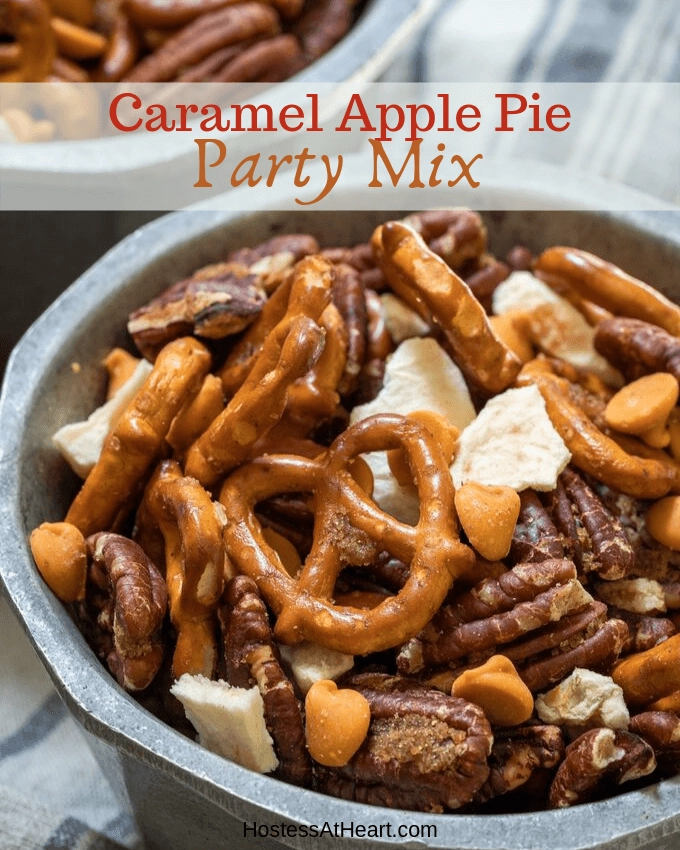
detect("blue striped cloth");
top-left (1, 3), bottom-right (679, 848)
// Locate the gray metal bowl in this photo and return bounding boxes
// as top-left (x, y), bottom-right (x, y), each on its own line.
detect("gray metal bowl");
top-left (2, 208), bottom-right (680, 850)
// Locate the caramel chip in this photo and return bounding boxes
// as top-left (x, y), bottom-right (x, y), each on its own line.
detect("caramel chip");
top-left (305, 679), bottom-right (370, 767)
top-left (29, 521), bottom-right (87, 603)
top-left (454, 482), bottom-right (521, 561)
top-left (605, 373), bottom-right (679, 436)
top-left (451, 655), bottom-right (534, 727)
top-left (646, 496), bottom-right (680, 551)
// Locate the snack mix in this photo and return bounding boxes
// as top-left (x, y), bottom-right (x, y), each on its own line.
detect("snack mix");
top-left (0, 0), bottom-right (358, 83)
top-left (30, 210), bottom-right (680, 813)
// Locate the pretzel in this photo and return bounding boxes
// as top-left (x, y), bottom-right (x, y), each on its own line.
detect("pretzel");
top-left (94, 10), bottom-right (139, 81)
top-left (218, 254), bottom-right (333, 395)
top-left (48, 0), bottom-right (94, 27)
top-left (50, 14), bottom-right (105, 58)
top-left (66, 337), bottom-right (211, 537)
top-left (185, 315), bottom-right (325, 487)
top-left (517, 358), bottom-right (680, 499)
top-left (376, 221), bottom-right (521, 395)
top-left (219, 413), bottom-right (474, 656)
top-left (141, 460), bottom-right (226, 678)
top-left (0, 0), bottom-right (56, 82)
top-left (535, 247), bottom-right (680, 337)
top-left (124, 3), bottom-right (280, 82)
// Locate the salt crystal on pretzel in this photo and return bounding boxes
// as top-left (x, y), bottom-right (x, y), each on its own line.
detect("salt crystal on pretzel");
top-left (350, 337), bottom-right (475, 525)
top-left (65, 336), bottom-right (211, 536)
top-left (53, 358), bottom-right (152, 478)
top-left (451, 385), bottom-right (571, 492)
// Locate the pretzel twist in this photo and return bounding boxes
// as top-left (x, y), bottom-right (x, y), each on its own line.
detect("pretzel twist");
top-left (219, 413), bottom-right (474, 655)
top-left (142, 461), bottom-right (227, 678)
top-left (517, 358), bottom-right (680, 499)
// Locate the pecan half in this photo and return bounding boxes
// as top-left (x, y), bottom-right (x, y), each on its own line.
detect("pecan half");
top-left (128, 263), bottom-right (266, 360)
top-left (293, 0), bottom-right (353, 61)
top-left (556, 467), bottom-right (636, 580)
top-left (220, 575), bottom-right (312, 786)
top-left (474, 724), bottom-right (564, 804)
top-left (401, 210), bottom-right (487, 270)
top-left (509, 491), bottom-right (564, 564)
top-left (608, 607), bottom-right (676, 654)
top-left (331, 263), bottom-right (367, 398)
top-left (85, 532), bottom-right (167, 691)
top-left (228, 234), bottom-right (320, 269)
top-left (398, 560), bottom-right (591, 672)
top-left (548, 728), bottom-right (656, 808)
top-left (124, 3), bottom-right (281, 82)
top-left (211, 33), bottom-right (304, 82)
top-left (594, 316), bottom-right (680, 384)
top-left (316, 673), bottom-right (493, 812)
top-left (400, 561), bottom-right (628, 692)
top-left (351, 288), bottom-right (392, 405)
top-left (629, 711), bottom-right (680, 772)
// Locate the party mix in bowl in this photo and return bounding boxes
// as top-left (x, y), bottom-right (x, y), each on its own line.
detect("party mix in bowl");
top-left (29, 209), bottom-right (680, 813)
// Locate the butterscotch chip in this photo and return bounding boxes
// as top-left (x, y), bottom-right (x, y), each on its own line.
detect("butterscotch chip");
top-left (454, 482), bottom-right (520, 561)
top-left (646, 496), bottom-right (680, 550)
top-left (30, 521), bottom-right (87, 603)
top-left (451, 655), bottom-right (533, 727)
top-left (605, 373), bottom-right (679, 435)
top-left (305, 679), bottom-right (371, 767)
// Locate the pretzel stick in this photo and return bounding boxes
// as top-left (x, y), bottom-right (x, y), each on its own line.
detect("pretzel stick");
top-left (517, 359), bottom-right (680, 499)
top-left (377, 221), bottom-right (521, 395)
top-left (219, 254), bottom-right (333, 395)
top-left (535, 247), bottom-right (680, 337)
top-left (143, 460), bottom-right (226, 678)
top-left (66, 337), bottom-right (211, 536)
top-left (185, 315), bottom-right (325, 487)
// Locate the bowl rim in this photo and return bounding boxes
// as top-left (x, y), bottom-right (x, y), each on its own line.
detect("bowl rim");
top-left (2, 207), bottom-right (680, 850)
top-left (0, 0), bottom-right (441, 176)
